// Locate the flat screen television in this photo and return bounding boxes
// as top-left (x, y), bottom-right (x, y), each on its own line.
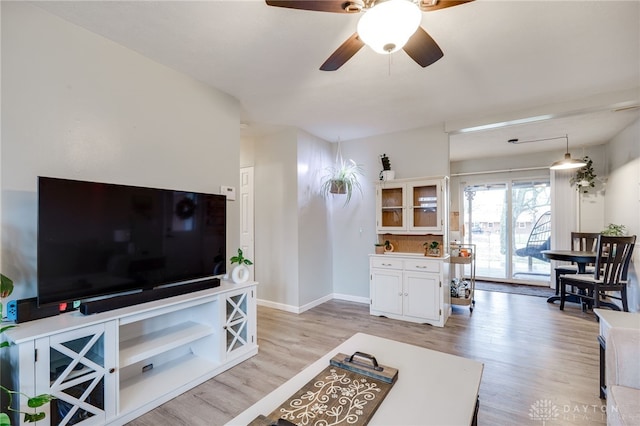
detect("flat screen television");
top-left (37, 177), bottom-right (226, 307)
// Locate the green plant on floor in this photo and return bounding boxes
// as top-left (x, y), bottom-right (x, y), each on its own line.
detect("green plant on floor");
top-left (601, 223), bottom-right (626, 236)
top-left (1, 273), bottom-right (54, 425)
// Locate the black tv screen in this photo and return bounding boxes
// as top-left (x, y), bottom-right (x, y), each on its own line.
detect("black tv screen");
top-left (37, 177), bottom-right (226, 306)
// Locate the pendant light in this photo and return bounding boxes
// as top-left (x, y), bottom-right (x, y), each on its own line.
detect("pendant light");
top-left (550, 135), bottom-right (586, 170)
top-left (357, 0), bottom-right (422, 54)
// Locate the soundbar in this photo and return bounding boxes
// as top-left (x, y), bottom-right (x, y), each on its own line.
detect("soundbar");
top-left (79, 278), bottom-right (221, 315)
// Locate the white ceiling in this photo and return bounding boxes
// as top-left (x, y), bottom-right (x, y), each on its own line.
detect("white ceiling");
top-left (33, 0), bottom-right (640, 161)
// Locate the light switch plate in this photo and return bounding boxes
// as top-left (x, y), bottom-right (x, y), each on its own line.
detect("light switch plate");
top-left (220, 185), bottom-right (236, 200)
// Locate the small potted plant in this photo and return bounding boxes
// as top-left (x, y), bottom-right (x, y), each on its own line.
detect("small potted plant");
top-left (424, 241), bottom-right (440, 257)
top-left (374, 243), bottom-right (385, 255)
top-left (230, 249), bottom-right (253, 284)
top-left (601, 223), bottom-right (626, 236)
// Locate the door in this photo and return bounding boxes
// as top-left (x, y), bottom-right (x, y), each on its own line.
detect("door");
top-left (463, 178), bottom-right (551, 284)
top-left (511, 180), bottom-right (551, 281)
top-left (403, 271), bottom-right (440, 321)
top-left (370, 269), bottom-right (403, 315)
top-left (35, 323), bottom-right (116, 426)
top-left (376, 182), bottom-right (406, 232)
top-left (239, 167), bottom-right (254, 281)
top-left (408, 179), bottom-right (442, 232)
top-left (223, 287), bottom-right (256, 360)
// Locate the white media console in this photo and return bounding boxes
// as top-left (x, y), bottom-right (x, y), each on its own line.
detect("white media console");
top-left (4, 280), bottom-right (258, 426)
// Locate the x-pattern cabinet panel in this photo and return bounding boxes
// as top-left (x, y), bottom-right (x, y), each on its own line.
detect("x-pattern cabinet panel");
top-left (35, 323), bottom-right (117, 426)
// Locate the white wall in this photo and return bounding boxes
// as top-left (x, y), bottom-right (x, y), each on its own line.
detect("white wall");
top-left (297, 131), bottom-right (333, 307)
top-left (331, 125), bottom-right (449, 298)
top-left (605, 118), bottom-right (640, 311)
top-left (1, 3), bottom-right (241, 301)
top-left (253, 128), bottom-right (299, 307)
top-left (252, 128), bottom-right (333, 311)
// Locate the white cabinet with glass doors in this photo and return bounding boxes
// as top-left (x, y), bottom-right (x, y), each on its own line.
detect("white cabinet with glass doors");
top-left (376, 178), bottom-right (445, 234)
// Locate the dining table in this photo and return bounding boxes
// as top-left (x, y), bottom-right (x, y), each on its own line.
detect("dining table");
top-left (541, 249), bottom-right (597, 304)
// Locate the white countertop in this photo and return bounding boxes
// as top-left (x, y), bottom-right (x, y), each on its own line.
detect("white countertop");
top-left (370, 252), bottom-right (449, 260)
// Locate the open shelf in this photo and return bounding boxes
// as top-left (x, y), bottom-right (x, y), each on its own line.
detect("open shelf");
top-left (449, 256), bottom-right (472, 264)
top-left (120, 321), bottom-right (214, 367)
top-left (451, 295), bottom-right (473, 306)
top-left (119, 353), bottom-right (218, 413)
top-left (450, 244), bottom-right (476, 311)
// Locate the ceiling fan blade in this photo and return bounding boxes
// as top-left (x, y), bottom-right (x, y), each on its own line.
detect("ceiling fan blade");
top-left (403, 26), bottom-right (444, 68)
top-left (265, 0), bottom-right (353, 13)
top-left (320, 33), bottom-right (365, 71)
top-left (419, 0), bottom-right (474, 12)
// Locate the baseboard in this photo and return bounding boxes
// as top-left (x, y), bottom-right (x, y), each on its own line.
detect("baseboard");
top-left (298, 294), bottom-right (333, 313)
top-left (332, 293), bottom-right (369, 304)
top-left (256, 299), bottom-right (300, 314)
top-left (257, 293), bottom-right (367, 314)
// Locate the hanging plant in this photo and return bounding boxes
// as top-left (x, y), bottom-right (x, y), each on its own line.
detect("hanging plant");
top-left (570, 156), bottom-right (596, 193)
top-left (320, 142), bottom-right (364, 206)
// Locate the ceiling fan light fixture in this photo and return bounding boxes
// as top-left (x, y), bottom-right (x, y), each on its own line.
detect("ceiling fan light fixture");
top-left (549, 135), bottom-right (587, 170)
top-left (357, 0), bottom-right (422, 54)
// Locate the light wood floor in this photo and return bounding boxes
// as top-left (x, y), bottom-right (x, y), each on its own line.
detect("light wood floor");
top-left (128, 290), bottom-right (607, 426)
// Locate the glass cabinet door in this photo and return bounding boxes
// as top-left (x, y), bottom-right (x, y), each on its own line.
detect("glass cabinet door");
top-left (409, 180), bottom-right (442, 232)
top-left (377, 184), bottom-right (406, 231)
top-left (37, 323), bottom-right (115, 426)
top-left (224, 289), bottom-right (254, 358)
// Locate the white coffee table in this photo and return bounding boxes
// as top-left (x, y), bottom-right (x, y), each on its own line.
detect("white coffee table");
top-left (228, 333), bottom-right (484, 426)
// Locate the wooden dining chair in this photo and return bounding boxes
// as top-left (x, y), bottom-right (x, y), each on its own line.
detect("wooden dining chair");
top-left (554, 232), bottom-right (599, 295)
top-left (559, 235), bottom-right (636, 312)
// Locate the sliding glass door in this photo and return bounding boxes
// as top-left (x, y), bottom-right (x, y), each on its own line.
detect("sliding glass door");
top-left (511, 180), bottom-right (551, 281)
top-left (463, 179), bottom-right (551, 284)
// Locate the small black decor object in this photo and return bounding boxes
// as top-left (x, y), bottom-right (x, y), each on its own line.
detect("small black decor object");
top-left (380, 154), bottom-right (391, 171)
top-left (379, 154), bottom-right (392, 181)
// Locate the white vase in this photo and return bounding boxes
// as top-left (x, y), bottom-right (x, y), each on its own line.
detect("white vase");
top-left (231, 264), bottom-right (250, 284)
top-left (381, 170), bottom-right (395, 181)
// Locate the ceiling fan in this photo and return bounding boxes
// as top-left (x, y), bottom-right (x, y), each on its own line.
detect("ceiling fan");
top-left (265, 0), bottom-right (473, 71)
